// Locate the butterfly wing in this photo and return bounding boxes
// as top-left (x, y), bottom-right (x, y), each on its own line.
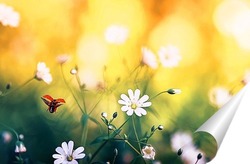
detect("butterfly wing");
top-left (41, 95), bottom-right (53, 106)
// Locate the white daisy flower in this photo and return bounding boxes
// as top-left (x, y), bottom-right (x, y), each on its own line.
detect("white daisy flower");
top-left (52, 140), bottom-right (85, 164)
top-left (118, 89), bottom-right (152, 117)
top-left (158, 45), bottom-right (181, 68)
top-left (141, 47), bottom-right (158, 69)
top-left (104, 25), bottom-right (129, 44)
top-left (0, 3), bottom-right (20, 27)
top-left (35, 62), bottom-right (52, 84)
top-left (142, 145), bottom-right (156, 160)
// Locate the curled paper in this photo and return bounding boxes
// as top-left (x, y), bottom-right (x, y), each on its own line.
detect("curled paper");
top-left (195, 83), bottom-right (250, 163)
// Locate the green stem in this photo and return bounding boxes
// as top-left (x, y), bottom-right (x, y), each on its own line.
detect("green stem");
top-left (60, 65), bottom-right (85, 114)
top-left (75, 74), bottom-right (87, 114)
top-left (1, 77), bottom-right (34, 97)
top-left (132, 115), bottom-right (141, 154)
top-left (89, 140), bottom-right (109, 163)
top-left (149, 91), bottom-right (167, 101)
top-left (125, 140), bottom-right (141, 155)
top-left (81, 115), bottom-right (89, 146)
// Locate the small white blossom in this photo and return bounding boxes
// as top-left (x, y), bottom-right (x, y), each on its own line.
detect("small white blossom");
top-left (0, 3), bottom-right (20, 27)
top-left (52, 141), bottom-right (85, 164)
top-left (35, 62), bottom-right (52, 84)
top-left (158, 45), bottom-right (181, 68)
top-left (118, 89), bottom-right (151, 117)
top-left (1, 131), bottom-right (12, 143)
top-left (141, 47), bottom-right (158, 69)
top-left (209, 86), bottom-right (232, 108)
top-left (15, 141), bottom-right (27, 153)
top-left (181, 146), bottom-right (206, 164)
top-left (142, 145), bottom-right (156, 160)
top-left (104, 25), bottom-right (129, 44)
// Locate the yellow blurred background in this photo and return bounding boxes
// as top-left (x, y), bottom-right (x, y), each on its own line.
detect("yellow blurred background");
top-left (1, 0), bottom-right (250, 163)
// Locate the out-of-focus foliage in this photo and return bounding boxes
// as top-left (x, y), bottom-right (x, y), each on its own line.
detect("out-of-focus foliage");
top-left (1, 0), bottom-right (250, 163)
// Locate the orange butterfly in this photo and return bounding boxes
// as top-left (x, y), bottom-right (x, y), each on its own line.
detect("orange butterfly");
top-left (41, 95), bottom-right (65, 113)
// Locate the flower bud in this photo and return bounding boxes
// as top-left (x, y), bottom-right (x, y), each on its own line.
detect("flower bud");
top-left (167, 88), bottom-right (181, 95)
top-left (108, 125), bottom-right (113, 130)
top-left (112, 112), bottom-right (118, 118)
top-left (197, 153), bottom-right (202, 160)
top-left (177, 148), bottom-right (183, 156)
top-left (101, 112), bottom-right (108, 118)
top-left (151, 125), bottom-right (155, 132)
top-left (158, 125), bottom-right (164, 130)
top-left (70, 68), bottom-right (77, 75)
top-left (19, 134), bottom-right (24, 140)
top-left (114, 148), bottom-right (118, 156)
top-left (6, 83), bottom-right (11, 90)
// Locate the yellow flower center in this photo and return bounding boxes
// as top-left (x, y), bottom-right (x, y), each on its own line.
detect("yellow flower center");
top-left (131, 103), bottom-right (137, 109)
top-left (67, 155), bottom-right (73, 161)
top-left (144, 148), bottom-right (152, 154)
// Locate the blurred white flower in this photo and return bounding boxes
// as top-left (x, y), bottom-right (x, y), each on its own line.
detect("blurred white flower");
top-left (0, 3), bottom-right (20, 27)
top-left (170, 131), bottom-right (193, 152)
top-left (1, 131), bottom-right (12, 143)
top-left (15, 141), bottom-right (27, 153)
top-left (52, 140), bottom-right (85, 164)
top-left (141, 47), bottom-right (158, 69)
top-left (158, 45), bottom-right (181, 68)
top-left (142, 145), bottom-right (156, 160)
top-left (104, 25), bottom-right (129, 44)
top-left (209, 87), bottom-right (232, 108)
top-left (118, 89), bottom-right (151, 117)
top-left (181, 146), bottom-right (206, 164)
top-left (35, 62), bottom-right (52, 84)
top-left (56, 54), bottom-right (70, 64)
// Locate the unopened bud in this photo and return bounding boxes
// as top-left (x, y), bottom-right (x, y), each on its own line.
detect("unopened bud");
top-left (19, 134), bottom-right (24, 141)
top-left (151, 125), bottom-right (155, 132)
top-left (6, 83), bottom-right (11, 90)
top-left (70, 68), bottom-right (77, 75)
top-left (158, 125), bottom-right (163, 130)
top-left (177, 148), bottom-right (183, 156)
top-left (114, 148), bottom-right (118, 156)
top-left (197, 153), bottom-right (202, 160)
top-left (167, 88), bottom-right (181, 95)
top-left (108, 125), bottom-right (113, 130)
top-left (101, 112), bottom-right (108, 118)
top-left (112, 112), bottom-right (118, 118)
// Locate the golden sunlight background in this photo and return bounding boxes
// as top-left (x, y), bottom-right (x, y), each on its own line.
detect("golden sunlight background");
top-left (1, 0), bottom-right (250, 163)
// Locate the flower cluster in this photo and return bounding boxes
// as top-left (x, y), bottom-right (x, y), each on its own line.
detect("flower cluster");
top-left (0, 3), bottom-right (20, 27)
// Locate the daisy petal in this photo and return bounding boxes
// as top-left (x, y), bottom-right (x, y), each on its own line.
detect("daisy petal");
top-left (68, 141), bottom-right (74, 155)
top-left (118, 100), bottom-right (127, 105)
top-left (61, 142), bottom-right (68, 155)
top-left (138, 108), bottom-right (147, 115)
top-left (74, 153), bottom-right (86, 159)
top-left (52, 154), bottom-right (63, 159)
top-left (55, 147), bottom-right (65, 155)
top-left (142, 102), bottom-right (152, 107)
top-left (126, 109), bottom-right (133, 116)
top-left (73, 147), bottom-right (84, 157)
top-left (134, 89), bottom-right (140, 101)
top-left (121, 106), bottom-right (129, 111)
top-left (139, 95), bottom-right (149, 103)
top-left (120, 94), bottom-right (130, 102)
top-left (128, 89), bottom-right (134, 100)
top-left (54, 158), bottom-right (64, 164)
top-left (134, 109), bottom-right (142, 117)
